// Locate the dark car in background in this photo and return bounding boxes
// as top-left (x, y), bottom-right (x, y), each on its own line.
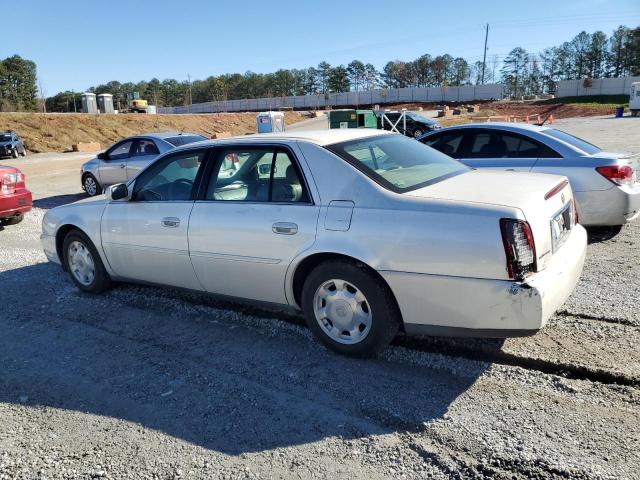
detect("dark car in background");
top-left (0, 131), bottom-right (27, 158)
top-left (376, 111), bottom-right (441, 138)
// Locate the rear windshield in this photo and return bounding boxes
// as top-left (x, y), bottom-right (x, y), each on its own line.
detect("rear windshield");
top-left (165, 135), bottom-right (207, 147)
top-left (541, 129), bottom-right (601, 155)
top-left (326, 134), bottom-right (469, 193)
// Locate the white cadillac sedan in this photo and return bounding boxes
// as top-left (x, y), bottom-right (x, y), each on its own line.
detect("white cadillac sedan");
top-left (41, 130), bottom-right (587, 357)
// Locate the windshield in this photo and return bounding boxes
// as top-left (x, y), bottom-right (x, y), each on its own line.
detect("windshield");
top-left (0, 134), bottom-right (11, 141)
top-left (408, 113), bottom-right (435, 124)
top-left (165, 135), bottom-right (207, 147)
top-left (326, 134), bottom-right (469, 192)
top-left (541, 129), bottom-right (601, 155)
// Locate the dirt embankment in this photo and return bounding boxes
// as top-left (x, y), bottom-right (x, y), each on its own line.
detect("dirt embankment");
top-left (0, 112), bottom-right (303, 153)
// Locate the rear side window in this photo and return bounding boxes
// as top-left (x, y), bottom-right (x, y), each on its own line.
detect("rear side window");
top-left (165, 135), bottom-right (207, 147)
top-left (465, 131), bottom-right (542, 159)
top-left (422, 132), bottom-right (465, 156)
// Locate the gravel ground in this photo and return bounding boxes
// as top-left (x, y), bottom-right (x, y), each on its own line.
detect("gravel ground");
top-left (1, 117), bottom-right (639, 479)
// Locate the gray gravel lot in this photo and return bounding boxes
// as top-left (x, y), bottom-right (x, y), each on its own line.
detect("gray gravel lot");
top-left (1, 116), bottom-right (639, 479)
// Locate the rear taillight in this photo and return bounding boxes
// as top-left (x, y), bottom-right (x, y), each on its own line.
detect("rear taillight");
top-left (596, 165), bottom-right (635, 187)
top-left (2, 173), bottom-right (18, 193)
top-left (500, 219), bottom-right (537, 281)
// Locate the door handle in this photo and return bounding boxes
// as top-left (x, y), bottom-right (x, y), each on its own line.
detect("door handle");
top-left (272, 222), bottom-right (298, 235)
top-left (161, 217), bottom-right (180, 228)
top-left (120, 163), bottom-right (126, 168)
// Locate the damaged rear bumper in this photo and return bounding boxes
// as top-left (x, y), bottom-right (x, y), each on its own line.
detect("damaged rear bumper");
top-left (380, 225), bottom-right (587, 337)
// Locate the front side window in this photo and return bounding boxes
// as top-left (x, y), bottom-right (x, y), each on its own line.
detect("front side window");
top-left (108, 141), bottom-right (133, 160)
top-left (133, 150), bottom-right (206, 201)
top-left (422, 132), bottom-right (465, 156)
top-left (326, 134), bottom-right (469, 193)
top-left (133, 139), bottom-right (160, 156)
top-left (206, 147), bottom-right (309, 203)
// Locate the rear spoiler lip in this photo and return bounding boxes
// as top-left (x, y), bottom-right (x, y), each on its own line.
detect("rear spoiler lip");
top-left (544, 179), bottom-right (569, 200)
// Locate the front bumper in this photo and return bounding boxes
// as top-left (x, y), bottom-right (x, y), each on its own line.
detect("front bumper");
top-left (381, 225), bottom-right (587, 337)
top-left (41, 233), bottom-right (61, 265)
top-left (0, 189), bottom-right (32, 219)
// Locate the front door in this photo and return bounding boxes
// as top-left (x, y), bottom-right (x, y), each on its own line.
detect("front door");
top-left (101, 148), bottom-right (208, 290)
top-left (99, 140), bottom-right (133, 186)
top-left (188, 145), bottom-right (319, 304)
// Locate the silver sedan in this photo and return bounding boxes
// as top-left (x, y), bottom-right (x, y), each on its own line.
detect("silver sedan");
top-left (42, 130), bottom-right (586, 357)
top-left (419, 123), bottom-right (640, 227)
top-left (81, 132), bottom-right (207, 196)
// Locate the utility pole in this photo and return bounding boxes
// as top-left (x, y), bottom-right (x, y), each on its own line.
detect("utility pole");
top-left (187, 74), bottom-right (193, 106)
top-left (481, 23), bottom-right (489, 84)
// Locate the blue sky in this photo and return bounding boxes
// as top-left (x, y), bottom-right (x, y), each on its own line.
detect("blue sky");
top-left (3, 0), bottom-right (639, 95)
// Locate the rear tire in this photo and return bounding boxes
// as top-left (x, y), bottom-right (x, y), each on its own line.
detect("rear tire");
top-left (63, 229), bottom-right (111, 293)
top-left (20, 147), bottom-right (27, 157)
top-left (83, 173), bottom-right (102, 196)
top-left (412, 128), bottom-right (424, 138)
top-left (1, 213), bottom-right (24, 226)
top-left (301, 260), bottom-right (401, 357)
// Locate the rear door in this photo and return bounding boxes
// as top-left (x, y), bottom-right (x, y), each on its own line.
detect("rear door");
top-left (126, 138), bottom-right (161, 180)
top-left (458, 129), bottom-right (539, 171)
top-left (99, 140), bottom-right (133, 186)
top-left (188, 144), bottom-right (319, 304)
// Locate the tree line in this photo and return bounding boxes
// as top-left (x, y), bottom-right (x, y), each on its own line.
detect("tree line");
top-left (3, 25), bottom-right (639, 113)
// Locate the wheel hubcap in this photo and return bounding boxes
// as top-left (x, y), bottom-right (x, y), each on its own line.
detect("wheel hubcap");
top-left (313, 279), bottom-right (372, 345)
top-left (85, 177), bottom-right (97, 196)
top-left (68, 241), bottom-right (95, 286)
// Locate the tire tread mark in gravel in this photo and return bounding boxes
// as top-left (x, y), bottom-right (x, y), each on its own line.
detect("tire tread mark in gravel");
top-left (395, 336), bottom-right (639, 387)
top-left (556, 309), bottom-right (639, 327)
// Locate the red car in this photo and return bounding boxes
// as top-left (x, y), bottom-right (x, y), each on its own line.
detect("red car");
top-left (0, 165), bottom-right (32, 226)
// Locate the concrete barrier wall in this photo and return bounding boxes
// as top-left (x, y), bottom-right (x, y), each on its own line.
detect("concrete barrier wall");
top-left (556, 76), bottom-right (640, 97)
top-left (158, 84), bottom-right (504, 114)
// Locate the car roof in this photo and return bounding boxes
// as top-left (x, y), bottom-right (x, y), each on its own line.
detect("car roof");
top-left (131, 131), bottom-right (205, 140)
top-left (176, 129), bottom-right (395, 149)
top-left (437, 122), bottom-right (551, 133)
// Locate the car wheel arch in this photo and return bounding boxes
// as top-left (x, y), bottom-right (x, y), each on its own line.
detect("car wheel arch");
top-left (289, 251), bottom-right (405, 330)
top-left (55, 225), bottom-right (92, 271)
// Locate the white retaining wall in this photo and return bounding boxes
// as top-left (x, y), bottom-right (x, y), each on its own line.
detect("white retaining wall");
top-left (556, 76), bottom-right (640, 97)
top-left (157, 84), bottom-right (504, 114)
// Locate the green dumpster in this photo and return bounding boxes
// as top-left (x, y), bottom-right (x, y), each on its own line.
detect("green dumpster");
top-left (328, 109), bottom-right (358, 129)
top-left (328, 109), bottom-right (377, 129)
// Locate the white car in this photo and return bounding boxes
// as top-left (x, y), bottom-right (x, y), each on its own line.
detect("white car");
top-left (42, 130), bottom-right (587, 356)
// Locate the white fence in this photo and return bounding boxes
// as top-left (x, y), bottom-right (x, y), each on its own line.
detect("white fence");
top-left (556, 76), bottom-right (640, 97)
top-left (157, 84), bottom-right (504, 114)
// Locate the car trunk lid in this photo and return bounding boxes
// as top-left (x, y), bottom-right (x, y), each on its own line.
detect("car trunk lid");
top-left (406, 170), bottom-right (577, 272)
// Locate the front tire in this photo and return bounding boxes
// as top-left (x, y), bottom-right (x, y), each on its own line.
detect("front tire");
top-left (412, 128), bottom-right (424, 138)
top-left (20, 147), bottom-right (27, 157)
top-left (83, 173), bottom-right (102, 196)
top-left (11, 148), bottom-right (18, 158)
top-left (301, 260), bottom-right (401, 357)
top-left (63, 230), bottom-right (111, 293)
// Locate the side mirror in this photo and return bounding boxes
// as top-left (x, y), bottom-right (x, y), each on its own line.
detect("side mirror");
top-left (97, 152), bottom-right (108, 160)
top-left (110, 183), bottom-right (129, 201)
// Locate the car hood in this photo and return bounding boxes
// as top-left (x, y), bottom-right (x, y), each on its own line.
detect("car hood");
top-left (406, 169), bottom-right (567, 210)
